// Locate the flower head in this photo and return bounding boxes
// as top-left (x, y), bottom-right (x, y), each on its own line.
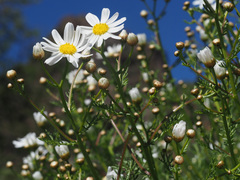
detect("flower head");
top-left (129, 87), bottom-right (142, 104)
top-left (67, 69), bottom-right (84, 84)
top-left (172, 120), bottom-right (186, 142)
top-left (41, 22), bottom-right (91, 68)
top-left (137, 33), bottom-right (147, 46)
top-left (192, 0), bottom-right (216, 10)
top-left (33, 111), bottom-right (47, 127)
top-left (106, 167), bottom-right (117, 180)
top-left (12, 132), bottom-right (44, 148)
top-left (32, 171), bottom-right (43, 180)
top-left (197, 46), bottom-right (216, 68)
top-left (81, 8), bottom-right (126, 47)
top-left (55, 144), bottom-right (70, 160)
top-left (213, 60), bottom-right (226, 80)
top-left (33, 42), bottom-right (45, 60)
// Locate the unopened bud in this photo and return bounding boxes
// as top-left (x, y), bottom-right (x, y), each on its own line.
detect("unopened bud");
top-left (127, 33), bottom-right (138, 46)
top-left (174, 155), bottom-right (184, 165)
top-left (176, 42), bottom-right (185, 50)
top-left (119, 30), bottom-right (128, 41)
top-left (217, 160), bottom-right (224, 169)
top-left (6, 161), bottom-right (13, 168)
top-left (33, 42), bottom-right (45, 60)
top-left (6, 70), bottom-right (17, 79)
top-left (212, 38), bottom-right (221, 46)
top-left (85, 61), bottom-right (97, 73)
top-left (223, 2), bottom-right (234, 12)
top-left (186, 129), bottom-right (195, 138)
top-left (39, 77), bottom-right (47, 84)
top-left (98, 77), bottom-right (110, 89)
top-left (140, 10), bottom-right (148, 18)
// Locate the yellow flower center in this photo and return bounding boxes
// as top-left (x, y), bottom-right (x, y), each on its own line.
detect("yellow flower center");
top-left (59, 43), bottom-right (77, 55)
top-left (93, 23), bottom-right (109, 35)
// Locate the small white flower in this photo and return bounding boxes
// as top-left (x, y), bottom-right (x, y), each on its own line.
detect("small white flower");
top-left (172, 120), bottom-right (186, 142)
top-left (192, 0), bottom-right (216, 10)
top-left (33, 111), bottom-right (47, 127)
top-left (55, 144), bottom-right (70, 160)
top-left (13, 132), bottom-right (44, 148)
top-left (106, 167), bottom-right (117, 180)
top-left (33, 42), bottom-right (44, 60)
top-left (32, 171), bottom-right (43, 180)
top-left (84, 99), bottom-right (91, 106)
top-left (199, 29), bottom-right (208, 41)
top-left (129, 87), bottom-right (142, 103)
top-left (41, 22), bottom-right (91, 68)
top-left (213, 60), bottom-right (226, 80)
top-left (142, 72), bottom-right (149, 82)
top-left (67, 69), bottom-right (84, 84)
top-left (105, 44), bottom-right (122, 57)
top-left (81, 8), bottom-right (126, 48)
top-left (197, 46), bottom-right (216, 68)
top-left (87, 75), bottom-right (97, 86)
top-left (137, 33), bottom-right (147, 46)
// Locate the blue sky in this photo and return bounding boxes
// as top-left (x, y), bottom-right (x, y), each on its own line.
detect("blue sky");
top-left (21, 0), bottom-right (196, 81)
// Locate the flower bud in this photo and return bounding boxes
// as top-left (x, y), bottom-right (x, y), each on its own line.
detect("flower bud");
top-left (119, 30), bottom-right (128, 41)
top-left (6, 161), bottom-right (13, 168)
top-left (129, 87), bottom-right (142, 104)
top-left (172, 120), bottom-right (186, 142)
top-left (174, 50), bottom-right (180, 57)
top-left (17, 78), bottom-right (24, 84)
top-left (223, 2), bottom-right (234, 12)
top-left (213, 60), bottom-right (226, 80)
top-left (174, 155), bottom-right (184, 165)
top-left (196, 121), bottom-right (202, 127)
top-left (39, 77), bottom-right (47, 84)
top-left (6, 69), bottom-right (17, 79)
top-left (152, 107), bottom-right (160, 114)
top-left (212, 38), bottom-right (221, 46)
top-left (33, 42), bottom-right (45, 60)
top-left (98, 68), bottom-right (107, 75)
top-left (175, 42), bottom-right (185, 50)
top-left (197, 47), bottom-right (216, 68)
top-left (164, 135), bottom-right (172, 143)
top-left (191, 88), bottom-right (199, 96)
top-left (85, 61), bottom-right (97, 73)
top-left (148, 87), bottom-right (156, 95)
top-left (153, 80), bottom-right (163, 89)
top-left (217, 160), bottom-right (224, 169)
top-left (7, 83), bottom-right (13, 89)
top-left (127, 33), bottom-right (138, 46)
top-left (186, 129), bottom-right (195, 138)
top-left (55, 144), bottom-right (70, 160)
top-left (140, 10), bottom-right (148, 18)
top-left (98, 77), bottom-right (110, 89)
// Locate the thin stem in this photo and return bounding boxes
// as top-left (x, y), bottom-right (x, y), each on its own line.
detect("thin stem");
top-left (67, 62), bottom-right (84, 110)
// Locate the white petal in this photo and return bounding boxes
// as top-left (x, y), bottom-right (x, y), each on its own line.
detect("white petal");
top-left (108, 24), bottom-right (124, 33)
top-left (102, 32), bottom-right (121, 40)
top-left (106, 12), bottom-right (119, 24)
top-left (64, 22), bottom-right (74, 43)
top-left (52, 29), bottom-right (65, 45)
top-left (96, 37), bottom-right (103, 47)
top-left (86, 13), bottom-right (100, 26)
top-left (42, 37), bottom-right (59, 48)
top-left (80, 26), bottom-right (93, 35)
top-left (108, 17), bottom-right (126, 28)
top-left (73, 26), bottom-right (82, 46)
top-left (101, 8), bottom-right (110, 23)
top-left (41, 42), bottom-right (59, 52)
top-left (67, 55), bottom-right (79, 68)
top-left (45, 53), bottom-right (63, 66)
top-left (88, 34), bottom-right (99, 48)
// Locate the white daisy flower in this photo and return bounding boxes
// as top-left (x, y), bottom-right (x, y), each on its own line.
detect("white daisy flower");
top-left (81, 8), bottom-right (126, 48)
top-left (41, 22), bottom-right (91, 68)
top-left (12, 132), bottom-right (44, 149)
top-left (192, 0), bottom-right (216, 10)
top-left (33, 111), bottom-right (48, 127)
top-left (67, 69), bottom-right (84, 84)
